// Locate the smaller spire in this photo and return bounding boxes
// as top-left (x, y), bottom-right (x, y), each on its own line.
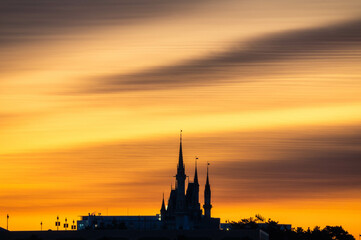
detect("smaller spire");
top-left (194, 157), bottom-right (199, 185)
top-left (206, 162), bottom-right (210, 187)
top-left (161, 193), bottom-right (166, 211)
top-left (204, 162), bottom-right (212, 218)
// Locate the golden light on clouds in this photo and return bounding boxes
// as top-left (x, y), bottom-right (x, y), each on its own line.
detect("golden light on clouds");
top-left (1, 101), bottom-right (361, 154)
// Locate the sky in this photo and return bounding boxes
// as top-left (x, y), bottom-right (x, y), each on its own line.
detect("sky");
top-left (0, 0), bottom-right (361, 237)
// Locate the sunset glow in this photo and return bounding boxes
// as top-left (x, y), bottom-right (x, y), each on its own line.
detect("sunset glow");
top-left (1, 0), bottom-right (361, 238)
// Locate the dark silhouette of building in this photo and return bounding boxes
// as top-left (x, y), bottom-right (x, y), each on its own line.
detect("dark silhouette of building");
top-left (160, 132), bottom-right (220, 230)
top-left (77, 132), bottom-right (220, 231)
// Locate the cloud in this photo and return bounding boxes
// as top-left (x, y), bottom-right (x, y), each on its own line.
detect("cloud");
top-left (2, 125), bottom-right (361, 206)
top-left (0, 0), bottom-right (208, 46)
top-left (81, 18), bottom-right (361, 93)
top-left (0, 113), bottom-right (28, 128)
top-left (213, 127), bottom-right (361, 201)
top-left (92, 126), bottom-right (361, 202)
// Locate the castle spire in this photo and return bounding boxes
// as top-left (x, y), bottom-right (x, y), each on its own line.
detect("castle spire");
top-left (192, 157), bottom-right (200, 211)
top-left (194, 157), bottom-right (199, 185)
top-left (161, 193), bottom-right (166, 211)
top-left (206, 162), bottom-right (210, 187)
top-left (177, 130), bottom-right (185, 176)
top-left (203, 162), bottom-right (212, 218)
top-left (160, 192), bottom-right (166, 221)
top-left (175, 130), bottom-right (186, 211)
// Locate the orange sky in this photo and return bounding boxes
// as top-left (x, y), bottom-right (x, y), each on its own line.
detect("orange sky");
top-left (0, 0), bottom-right (361, 237)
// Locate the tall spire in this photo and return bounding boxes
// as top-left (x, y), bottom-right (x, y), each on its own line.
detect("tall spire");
top-left (177, 130), bottom-right (185, 175)
top-left (175, 130), bottom-right (186, 211)
top-left (194, 157), bottom-right (199, 185)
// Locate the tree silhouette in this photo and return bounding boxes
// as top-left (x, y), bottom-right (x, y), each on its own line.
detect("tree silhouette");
top-left (230, 216), bottom-right (355, 240)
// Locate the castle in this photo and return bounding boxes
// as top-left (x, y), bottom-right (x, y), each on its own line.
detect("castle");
top-left (160, 132), bottom-right (220, 229)
top-left (77, 132), bottom-right (220, 230)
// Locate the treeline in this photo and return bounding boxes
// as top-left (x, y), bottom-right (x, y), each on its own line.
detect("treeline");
top-left (230, 215), bottom-right (355, 240)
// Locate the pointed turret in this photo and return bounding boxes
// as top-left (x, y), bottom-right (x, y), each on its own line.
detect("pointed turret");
top-left (177, 130), bottom-right (185, 176)
top-left (161, 193), bottom-right (166, 220)
top-left (161, 193), bottom-right (166, 212)
top-left (205, 163), bottom-right (210, 190)
top-left (194, 157), bottom-right (199, 185)
top-left (175, 130), bottom-right (186, 212)
top-left (203, 162), bottom-right (212, 218)
top-left (192, 157), bottom-right (201, 214)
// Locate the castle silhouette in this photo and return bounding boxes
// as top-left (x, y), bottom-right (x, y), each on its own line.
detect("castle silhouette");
top-left (77, 132), bottom-right (220, 230)
top-left (160, 131), bottom-right (220, 229)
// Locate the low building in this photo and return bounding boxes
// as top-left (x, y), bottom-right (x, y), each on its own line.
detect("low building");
top-left (77, 214), bottom-right (162, 230)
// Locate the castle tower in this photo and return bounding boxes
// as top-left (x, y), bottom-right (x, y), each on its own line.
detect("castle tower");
top-left (203, 163), bottom-right (212, 218)
top-left (175, 130), bottom-right (186, 211)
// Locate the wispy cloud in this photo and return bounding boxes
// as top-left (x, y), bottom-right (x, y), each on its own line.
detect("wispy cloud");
top-left (0, 0), bottom-right (208, 46)
top-left (214, 127), bottom-right (361, 201)
top-left (80, 19), bottom-right (361, 93)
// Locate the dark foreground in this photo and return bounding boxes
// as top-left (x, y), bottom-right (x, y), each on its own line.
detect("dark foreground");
top-left (0, 229), bottom-right (268, 240)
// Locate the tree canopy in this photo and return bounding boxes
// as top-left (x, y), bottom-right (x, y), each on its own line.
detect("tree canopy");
top-left (230, 215), bottom-right (355, 240)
